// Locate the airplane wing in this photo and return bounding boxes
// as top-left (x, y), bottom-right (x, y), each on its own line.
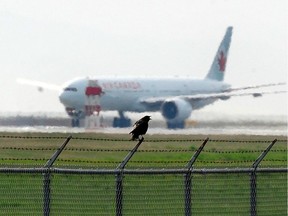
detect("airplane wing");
top-left (140, 90), bottom-right (286, 104)
top-left (182, 90), bottom-right (286, 101)
top-left (224, 82), bottom-right (286, 92)
top-left (17, 78), bottom-right (62, 91)
top-left (140, 83), bottom-right (287, 109)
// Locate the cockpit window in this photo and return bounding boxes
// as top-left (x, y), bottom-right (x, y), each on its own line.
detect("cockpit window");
top-left (64, 87), bottom-right (78, 92)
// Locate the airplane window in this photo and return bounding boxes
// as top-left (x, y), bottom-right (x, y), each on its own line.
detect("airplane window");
top-left (64, 87), bottom-right (78, 92)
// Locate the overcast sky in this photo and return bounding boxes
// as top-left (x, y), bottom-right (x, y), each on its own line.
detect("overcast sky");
top-left (0, 0), bottom-right (287, 117)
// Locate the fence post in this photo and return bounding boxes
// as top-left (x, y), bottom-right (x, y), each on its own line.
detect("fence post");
top-left (115, 137), bottom-right (144, 216)
top-left (184, 138), bottom-right (209, 216)
top-left (250, 139), bottom-right (277, 216)
top-left (43, 135), bottom-right (72, 216)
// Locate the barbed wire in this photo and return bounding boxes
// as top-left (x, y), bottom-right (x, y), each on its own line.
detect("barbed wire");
top-left (1, 135), bottom-right (286, 167)
top-left (0, 135), bottom-right (287, 143)
top-left (0, 146), bottom-right (286, 153)
top-left (0, 158), bottom-right (286, 164)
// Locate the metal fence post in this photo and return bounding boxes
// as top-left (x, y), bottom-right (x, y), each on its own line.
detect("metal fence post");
top-left (250, 139), bottom-right (277, 216)
top-left (115, 137), bottom-right (144, 216)
top-left (115, 172), bottom-right (123, 216)
top-left (184, 138), bottom-right (209, 216)
top-left (43, 135), bottom-right (72, 216)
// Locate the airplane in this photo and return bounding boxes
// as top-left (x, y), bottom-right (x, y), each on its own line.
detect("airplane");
top-left (17, 26), bottom-right (286, 129)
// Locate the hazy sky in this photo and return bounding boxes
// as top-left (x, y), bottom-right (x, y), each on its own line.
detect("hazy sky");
top-left (0, 0), bottom-right (287, 116)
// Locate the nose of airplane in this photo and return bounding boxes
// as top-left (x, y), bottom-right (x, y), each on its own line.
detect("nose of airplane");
top-left (59, 90), bottom-right (68, 105)
top-left (59, 88), bottom-right (81, 107)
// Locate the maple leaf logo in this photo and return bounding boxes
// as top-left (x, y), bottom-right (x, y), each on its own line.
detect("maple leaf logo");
top-left (218, 51), bottom-right (226, 72)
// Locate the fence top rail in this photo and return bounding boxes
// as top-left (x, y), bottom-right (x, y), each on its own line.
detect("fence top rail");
top-left (0, 167), bottom-right (287, 175)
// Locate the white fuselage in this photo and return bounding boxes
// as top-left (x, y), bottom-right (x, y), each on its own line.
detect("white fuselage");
top-left (59, 77), bottom-right (230, 114)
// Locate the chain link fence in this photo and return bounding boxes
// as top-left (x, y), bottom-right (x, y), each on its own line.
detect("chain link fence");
top-left (0, 135), bottom-right (287, 215)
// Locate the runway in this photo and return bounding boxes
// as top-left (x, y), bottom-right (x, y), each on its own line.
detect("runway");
top-left (0, 112), bottom-right (286, 136)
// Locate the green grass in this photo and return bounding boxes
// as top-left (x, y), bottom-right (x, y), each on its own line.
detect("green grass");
top-left (0, 172), bottom-right (286, 215)
top-left (0, 132), bottom-right (286, 168)
top-left (0, 132), bottom-right (287, 215)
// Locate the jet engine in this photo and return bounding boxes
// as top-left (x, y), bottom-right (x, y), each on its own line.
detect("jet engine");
top-left (160, 98), bottom-right (192, 129)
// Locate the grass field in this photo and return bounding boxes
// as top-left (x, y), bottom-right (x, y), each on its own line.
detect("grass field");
top-left (0, 132), bottom-right (287, 168)
top-left (0, 132), bottom-right (287, 215)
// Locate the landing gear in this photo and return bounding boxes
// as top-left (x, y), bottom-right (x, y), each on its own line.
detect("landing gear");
top-left (167, 121), bottom-right (185, 129)
top-left (66, 108), bottom-right (82, 127)
top-left (113, 111), bottom-right (131, 128)
top-left (72, 118), bottom-right (80, 127)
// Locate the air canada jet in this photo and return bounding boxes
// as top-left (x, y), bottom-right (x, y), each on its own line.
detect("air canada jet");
top-left (17, 26), bottom-right (286, 128)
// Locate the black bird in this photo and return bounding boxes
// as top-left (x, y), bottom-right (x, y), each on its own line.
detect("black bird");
top-left (129, 116), bottom-right (151, 141)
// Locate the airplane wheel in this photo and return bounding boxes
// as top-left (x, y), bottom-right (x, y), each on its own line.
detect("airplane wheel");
top-left (113, 118), bottom-right (120, 127)
top-left (113, 117), bottom-right (131, 128)
top-left (72, 119), bottom-right (80, 127)
top-left (167, 121), bottom-right (185, 129)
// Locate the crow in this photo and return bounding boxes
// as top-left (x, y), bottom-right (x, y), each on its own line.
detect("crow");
top-left (129, 116), bottom-right (151, 141)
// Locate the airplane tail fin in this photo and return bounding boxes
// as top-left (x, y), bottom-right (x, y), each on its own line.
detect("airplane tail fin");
top-left (205, 26), bottom-right (233, 81)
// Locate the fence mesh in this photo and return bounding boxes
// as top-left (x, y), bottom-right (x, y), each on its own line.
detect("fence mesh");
top-left (0, 135), bottom-right (287, 215)
top-left (192, 173), bottom-right (250, 215)
top-left (50, 174), bottom-right (115, 215)
top-left (0, 173), bottom-right (43, 215)
top-left (256, 172), bottom-right (287, 216)
top-left (122, 174), bottom-right (184, 215)
top-left (0, 171), bottom-right (287, 215)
